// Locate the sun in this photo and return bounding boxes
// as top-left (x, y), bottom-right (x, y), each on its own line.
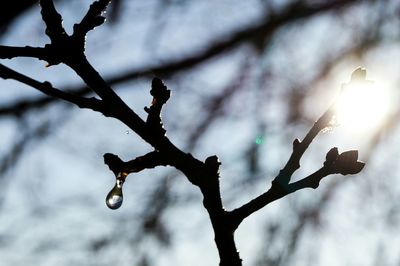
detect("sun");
top-left (335, 79), bottom-right (391, 135)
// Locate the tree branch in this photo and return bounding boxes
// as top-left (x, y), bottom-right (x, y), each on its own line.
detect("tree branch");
top-left (144, 77), bottom-right (170, 137)
top-left (103, 151), bottom-right (168, 178)
top-left (73, 0), bottom-right (110, 40)
top-left (0, 46), bottom-right (49, 61)
top-left (0, 1), bottom-right (365, 265)
top-left (228, 66), bottom-right (369, 228)
top-left (229, 145), bottom-right (365, 229)
top-left (34, 0), bottom-right (150, 140)
top-left (228, 167), bottom-right (330, 230)
top-left (0, 0), bottom-right (359, 119)
top-left (273, 105), bottom-right (336, 186)
top-left (39, 0), bottom-right (66, 42)
top-left (0, 64), bottom-right (104, 112)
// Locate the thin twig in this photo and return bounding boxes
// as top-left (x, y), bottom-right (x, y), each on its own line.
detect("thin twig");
top-left (0, 64), bottom-right (104, 112)
top-left (0, 46), bottom-right (49, 61)
top-left (103, 151), bottom-right (168, 177)
top-left (229, 100), bottom-right (364, 228)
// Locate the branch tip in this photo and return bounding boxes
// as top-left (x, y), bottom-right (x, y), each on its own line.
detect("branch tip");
top-left (39, 0), bottom-right (66, 41)
top-left (350, 67), bottom-right (367, 82)
top-left (205, 155), bottom-right (221, 175)
top-left (145, 78), bottom-right (170, 135)
top-left (73, 0), bottom-right (111, 38)
top-left (324, 147), bottom-right (339, 166)
top-left (324, 149), bottom-right (365, 175)
top-left (103, 153), bottom-right (123, 176)
top-left (151, 77), bottom-right (171, 105)
top-left (293, 138), bottom-right (301, 148)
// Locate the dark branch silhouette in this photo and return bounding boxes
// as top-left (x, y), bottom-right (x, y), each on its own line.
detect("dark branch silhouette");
top-left (0, 64), bottom-right (103, 112)
top-left (0, 0), bottom-right (357, 118)
top-left (0, 0), bottom-right (368, 265)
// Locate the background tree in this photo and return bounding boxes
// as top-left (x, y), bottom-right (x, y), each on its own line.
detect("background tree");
top-left (0, 0), bottom-right (399, 265)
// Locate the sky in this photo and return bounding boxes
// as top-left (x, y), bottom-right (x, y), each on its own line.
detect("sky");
top-left (0, 1), bottom-right (400, 266)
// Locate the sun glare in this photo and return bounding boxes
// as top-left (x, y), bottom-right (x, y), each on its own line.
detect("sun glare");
top-left (336, 80), bottom-right (391, 134)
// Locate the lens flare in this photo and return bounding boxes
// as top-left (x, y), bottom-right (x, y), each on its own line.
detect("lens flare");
top-left (336, 81), bottom-right (390, 134)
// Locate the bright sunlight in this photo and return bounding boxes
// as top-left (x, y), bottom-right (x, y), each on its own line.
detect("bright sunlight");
top-left (336, 69), bottom-right (391, 135)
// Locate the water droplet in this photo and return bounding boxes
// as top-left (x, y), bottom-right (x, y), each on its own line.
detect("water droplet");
top-left (106, 179), bottom-right (124, 210)
top-left (125, 130), bottom-right (129, 134)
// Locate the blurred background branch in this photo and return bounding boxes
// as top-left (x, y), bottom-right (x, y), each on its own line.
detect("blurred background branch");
top-left (0, 0), bottom-right (399, 265)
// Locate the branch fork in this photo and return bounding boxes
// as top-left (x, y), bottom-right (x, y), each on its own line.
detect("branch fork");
top-left (0, 0), bottom-right (366, 265)
top-left (40, 0), bottom-right (110, 66)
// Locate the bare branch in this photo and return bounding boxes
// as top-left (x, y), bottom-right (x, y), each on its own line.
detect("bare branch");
top-left (0, 64), bottom-right (104, 112)
top-left (0, 46), bottom-right (49, 61)
top-left (103, 151), bottom-right (168, 177)
top-left (73, 0), bottom-right (111, 40)
top-left (228, 65), bottom-right (369, 228)
top-left (229, 146), bottom-right (365, 229)
top-left (228, 167), bottom-right (331, 230)
top-left (273, 105), bottom-right (336, 186)
top-left (0, 1), bottom-right (367, 265)
top-left (0, 0), bottom-right (361, 119)
top-left (0, 32), bottom-right (379, 118)
top-left (39, 0), bottom-right (67, 42)
top-left (144, 77), bottom-right (171, 137)
top-left (36, 0), bottom-right (149, 139)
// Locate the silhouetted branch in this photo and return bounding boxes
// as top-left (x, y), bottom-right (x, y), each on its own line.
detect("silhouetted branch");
top-left (40, 0), bottom-right (66, 42)
top-left (32, 0), bottom-right (205, 187)
top-left (0, 0), bottom-right (368, 265)
top-left (229, 92), bottom-right (364, 228)
top-left (35, 0), bottom-right (152, 142)
top-left (0, 29), bottom-right (380, 119)
top-left (0, 0), bottom-right (359, 120)
top-left (274, 105), bottom-right (336, 185)
top-left (0, 64), bottom-right (104, 112)
top-left (103, 151), bottom-right (168, 177)
top-left (73, 0), bottom-right (110, 40)
top-left (0, 45), bottom-right (49, 61)
top-left (144, 77), bottom-right (170, 137)
top-left (229, 148), bottom-right (364, 229)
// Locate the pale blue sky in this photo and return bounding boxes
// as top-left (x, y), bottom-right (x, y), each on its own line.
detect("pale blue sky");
top-left (0, 1), bottom-right (400, 266)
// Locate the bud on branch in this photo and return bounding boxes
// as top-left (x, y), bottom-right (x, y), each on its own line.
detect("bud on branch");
top-left (324, 148), bottom-right (365, 175)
